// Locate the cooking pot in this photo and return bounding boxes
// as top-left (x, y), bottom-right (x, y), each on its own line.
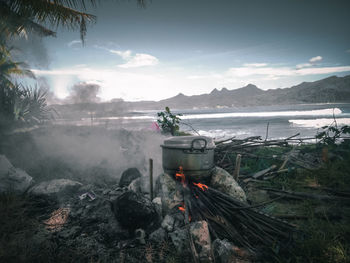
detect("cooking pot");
top-left (161, 136), bottom-right (215, 182)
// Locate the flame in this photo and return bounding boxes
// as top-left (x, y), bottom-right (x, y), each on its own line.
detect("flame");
top-left (193, 182), bottom-right (208, 191)
top-left (175, 166), bottom-right (186, 187)
top-left (178, 203), bottom-right (191, 222)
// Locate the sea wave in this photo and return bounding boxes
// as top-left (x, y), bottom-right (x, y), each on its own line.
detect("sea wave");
top-left (289, 118), bottom-right (350, 128)
top-left (181, 108), bottom-right (343, 119)
top-left (196, 129), bottom-right (251, 139)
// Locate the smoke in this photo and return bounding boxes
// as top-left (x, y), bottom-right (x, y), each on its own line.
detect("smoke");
top-left (3, 126), bottom-right (165, 186)
top-left (65, 82), bottom-right (101, 104)
top-left (9, 33), bottom-right (50, 69)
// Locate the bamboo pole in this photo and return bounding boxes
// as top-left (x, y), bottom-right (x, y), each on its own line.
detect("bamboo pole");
top-left (233, 154), bottom-right (241, 181)
top-left (149, 158), bottom-right (153, 201)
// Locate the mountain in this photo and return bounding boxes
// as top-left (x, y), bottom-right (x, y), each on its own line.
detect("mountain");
top-left (144, 75), bottom-right (350, 110)
top-left (53, 75), bottom-right (350, 117)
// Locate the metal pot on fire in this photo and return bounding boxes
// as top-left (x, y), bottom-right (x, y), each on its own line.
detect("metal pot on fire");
top-left (161, 136), bottom-right (215, 182)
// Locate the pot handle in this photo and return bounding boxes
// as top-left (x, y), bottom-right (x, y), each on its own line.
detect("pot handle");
top-left (190, 138), bottom-right (207, 152)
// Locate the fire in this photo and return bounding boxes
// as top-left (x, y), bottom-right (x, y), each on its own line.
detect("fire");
top-left (178, 203), bottom-right (191, 222)
top-left (175, 166), bottom-right (186, 187)
top-left (193, 182), bottom-right (208, 191)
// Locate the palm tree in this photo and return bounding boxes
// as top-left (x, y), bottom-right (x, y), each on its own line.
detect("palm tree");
top-left (0, 0), bottom-right (146, 43)
top-left (0, 0), bottom-right (145, 129)
top-left (0, 0), bottom-right (98, 43)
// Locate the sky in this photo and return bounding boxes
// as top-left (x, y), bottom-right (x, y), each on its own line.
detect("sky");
top-left (26, 0), bottom-right (350, 102)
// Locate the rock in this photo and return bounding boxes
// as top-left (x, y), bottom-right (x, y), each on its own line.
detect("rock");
top-left (135, 228), bottom-right (146, 245)
top-left (161, 214), bottom-right (175, 232)
top-left (169, 227), bottom-right (189, 253)
top-left (212, 239), bottom-right (236, 263)
top-left (128, 177), bottom-right (141, 193)
top-left (210, 167), bottom-right (247, 202)
top-left (190, 220), bottom-right (213, 263)
top-left (112, 190), bottom-right (160, 233)
top-left (152, 197), bottom-right (162, 216)
top-left (128, 176), bottom-right (151, 195)
top-left (149, 227), bottom-right (167, 243)
top-left (119, 168), bottom-right (142, 187)
top-left (155, 173), bottom-right (183, 215)
top-left (29, 179), bottom-right (82, 197)
top-left (212, 239), bottom-right (254, 263)
top-left (0, 155), bottom-right (33, 193)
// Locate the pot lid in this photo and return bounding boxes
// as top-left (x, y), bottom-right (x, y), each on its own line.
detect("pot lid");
top-left (161, 136), bottom-right (215, 149)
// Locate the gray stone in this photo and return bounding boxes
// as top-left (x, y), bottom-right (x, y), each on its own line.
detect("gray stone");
top-left (29, 179), bottom-right (82, 197)
top-left (135, 228), bottom-right (146, 245)
top-left (155, 173), bottom-right (183, 214)
top-left (161, 214), bottom-right (175, 232)
top-left (169, 227), bottom-right (189, 253)
top-left (152, 197), bottom-right (162, 216)
top-left (128, 177), bottom-right (141, 193)
top-left (0, 155), bottom-right (33, 193)
top-left (119, 168), bottom-right (142, 187)
top-left (212, 239), bottom-right (254, 263)
top-left (149, 227), bottom-right (167, 243)
top-left (128, 176), bottom-right (151, 195)
top-left (190, 220), bottom-right (213, 263)
top-left (210, 167), bottom-right (246, 202)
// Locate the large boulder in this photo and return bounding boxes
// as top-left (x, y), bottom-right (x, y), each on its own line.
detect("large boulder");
top-left (210, 167), bottom-right (247, 202)
top-left (112, 190), bottom-right (160, 233)
top-left (119, 168), bottom-right (142, 187)
top-left (29, 179), bottom-right (82, 197)
top-left (0, 155), bottom-right (33, 193)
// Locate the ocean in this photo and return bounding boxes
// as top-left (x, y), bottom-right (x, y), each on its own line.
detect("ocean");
top-left (56, 103), bottom-right (350, 140)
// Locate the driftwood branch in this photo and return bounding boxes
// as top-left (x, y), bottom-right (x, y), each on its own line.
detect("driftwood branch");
top-left (243, 165), bottom-right (277, 183)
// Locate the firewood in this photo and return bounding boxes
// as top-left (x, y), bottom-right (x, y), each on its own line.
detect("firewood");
top-left (243, 165), bottom-right (277, 183)
top-left (261, 188), bottom-right (350, 202)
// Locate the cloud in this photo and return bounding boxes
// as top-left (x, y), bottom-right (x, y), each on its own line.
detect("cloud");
top-left (226, 65), bottom-right (350, 78)
top-left (119, 53), bottom-right (159, 68)
top-left (309, 56), bottom-right (323, 63)
top-left (109, 49), bottom-right (132, 60)
top-left (109, 49), bottom-right (159, 68)
top-left (67, 40), bottom-right (82, 47)
top-left (347, 49), bottom-right (350, 53)
top-left (243, 63), bottom-right (268, 67)
top-left (296, 63), bottom-right (312, 69)
top-left (296, 56), bottom-right (323, 69)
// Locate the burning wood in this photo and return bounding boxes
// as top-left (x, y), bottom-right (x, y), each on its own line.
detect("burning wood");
top-left (173, 166), bottom-right (296, 254)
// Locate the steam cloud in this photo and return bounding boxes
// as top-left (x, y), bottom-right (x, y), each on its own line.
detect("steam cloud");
top-left (66, 82), bottom-right (101, 104)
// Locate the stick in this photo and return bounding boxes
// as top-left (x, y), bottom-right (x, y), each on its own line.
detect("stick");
top-left (243, 165), bottom-right (277, 183)
top-left (265, 122), bottom-right (269, 141)
top-left (233, 154), bottom-right (241, 181)
top-left (261, 188), bottom-right (350, 202)
top-left (274, 214), bottom-right (342, 220)
top-left (149, 158), bottom-right (153, 200)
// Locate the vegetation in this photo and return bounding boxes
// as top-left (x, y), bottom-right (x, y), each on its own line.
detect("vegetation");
top-left (157, 107), bottom-right (182, 136)
top-left (216, 132), bottom-right (350, 262)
